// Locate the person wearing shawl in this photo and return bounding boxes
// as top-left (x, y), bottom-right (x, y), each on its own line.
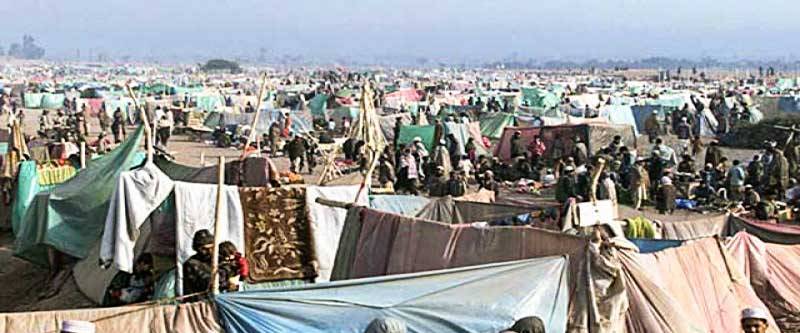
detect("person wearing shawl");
top-left (657, 175), bottom-right (677, 214)
top-left (364, 317), bottom-right (407, 333)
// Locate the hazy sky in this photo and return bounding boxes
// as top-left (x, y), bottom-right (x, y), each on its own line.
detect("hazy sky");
top-left (2, 0), bottom-right (800, 62)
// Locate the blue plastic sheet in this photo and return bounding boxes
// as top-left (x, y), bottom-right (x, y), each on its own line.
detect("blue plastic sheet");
top-left (216, 257), bottom-right (570, 333)
top-left (630, 238), bottom-right (684, 253)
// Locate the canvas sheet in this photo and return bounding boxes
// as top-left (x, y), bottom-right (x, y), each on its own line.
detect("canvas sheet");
top-left (396, 124), bottom-right (435, 150)
top-left (305, 185), bottom-right (368, 283)
top-left (727, 232), bottom-right (800, 332)
top-left (725, 215), bottom-right (800, 244)
top-left (369, 194), bottom-right (430, 216)
top-left (620, 237), bottom-right (778, 333)
top-left (239, 186), bottom-right (317, 283)
top-left (660, 213), bottom-right (728, 240)
top-left (479, 112), bottom-right (516, 139)
top-left (217, 257), bottom-right (569, 333)
top-left (100, 163), bottom-right (175, 273)
top-left (0, 301), bottom-right (221, 333)
top-left (174, 181), bottom-right (244, 295)
top-left (14, 127), bottom-right (145, 266)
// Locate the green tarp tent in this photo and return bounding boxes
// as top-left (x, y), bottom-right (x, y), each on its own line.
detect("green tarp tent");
top-left (308, 94), bottom-right (328, 118)
top-left (521, 87), bottom-right (559, 109)
top-left (23, 93), bottom-right (44, 109)
top-left (41, 94), bottom-right (66, 109)
top-left (480, 112), bottom-right (517, 139)
top-left (196, 94), bottom-right (225, 112)
top-left (14, 126), bottom-right (145, 266)
top-left (396, 125), bottom-right (435, 150)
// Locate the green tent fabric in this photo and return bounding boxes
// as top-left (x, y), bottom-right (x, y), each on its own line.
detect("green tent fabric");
top-left (173, 86), bottom-right (204, 95)
top-left (521, 87), bottom-right (559, 109)
top-left (335, 89), bottom-right (354, 98)
top-left (24, 93), bottom-right (44, 108)
top-left (14, 126), bottom-right (145, 266)
top-left (396, 125), bottom-right (435, 150)
top-left (480, 112), bottom-right (516, 139)
top-left (195, 95), bottom-right (224, 112)
top-left (308, 94), bottom-right (328, 118)
top-left (41, 94), bottom-right (66, 109)
top-left (11, 161), bottom-right (54, 236)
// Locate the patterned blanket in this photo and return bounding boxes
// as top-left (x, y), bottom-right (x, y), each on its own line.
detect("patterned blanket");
top-left (239, 187), bottom-right (317, 282)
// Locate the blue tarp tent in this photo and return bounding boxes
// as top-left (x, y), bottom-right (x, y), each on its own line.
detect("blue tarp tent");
top-left (216, 257), bottom-right (569, 333)
top-left (778, 96), bottom-right (800, 113)
top-left (630, 239), bottom-right (684, 253)
top-left (601, 105), bottom-right (639, 135)
top-left (369, 195), bottom-right (430, 216)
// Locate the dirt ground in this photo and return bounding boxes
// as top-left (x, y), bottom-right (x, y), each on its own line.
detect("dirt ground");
top-left (0, 108), bottom-right (759, 312)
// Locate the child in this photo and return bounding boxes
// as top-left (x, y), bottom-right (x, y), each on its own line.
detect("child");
top-left (105, 254), bottom-right (155, 305)
top-left (219, 241), bottom-right (248, 292)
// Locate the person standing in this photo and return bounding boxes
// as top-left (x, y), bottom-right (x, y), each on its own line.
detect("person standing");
top-left (509, 131), bottom-right (526, 159)
top-left (728, 159), bottom-right (747, 201)
top-left (644, 110), bottom-right (660, 143)
top-left (766, 146), bottom-right (789, 199)
top-left (572, 136), bottom-right (588, 166)
top-left (111, 107), bottom-right (127, 143)
top-left (527, 135), bottom-right (546, 168)
top-left (630, 159), bottom-right (649, 210)
top-left (656, 176), bottom-right (677, 215)
top-left (705, 140), bottom-right (723, 169)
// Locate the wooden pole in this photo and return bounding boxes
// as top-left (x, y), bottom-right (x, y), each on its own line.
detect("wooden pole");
top-left (210, 155), bottom-right (225, 296)
top-left (125, 83), bottom-right (153, 163)
top-left (79, 142), bottom-right (86, 168)
top-left (200, 152), bottom-right (206, 166)
top-left (243, 73), bottom-right (269, 155)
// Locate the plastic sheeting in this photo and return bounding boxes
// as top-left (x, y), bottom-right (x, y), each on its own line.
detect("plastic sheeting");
top-left (216, 257), bottom-right (570, 333)
top-left (628, 239), bottom-right (684, 253)
top-left (41, 93), bottom-right (66, 109)
top-left (369, 195), bottom-right (430, 216)
top-left (0, 301), bottom-right (221, 333)
top-left (494, 124), bottom-right (637, 162)
top-left (14, 127), bottom-right (145, 266)
top-left (620, 237), bottom-right (779, 333)
top-left (396, 124), bottom-right (435, 150)
top-left (305, 185), bottom-right (368, 282)
top-left (23, 93), bottom-right (44, 108)
top-left (725, 215), bottom-right (800, 244)
top-left (479, 112), bottom-right (516, 139)
top-left (727, 231), bottom-right (800, 332)
top-left (600, 105), bottom-right (639, 135)
top-left (414, 196), bottom-right (555, 224)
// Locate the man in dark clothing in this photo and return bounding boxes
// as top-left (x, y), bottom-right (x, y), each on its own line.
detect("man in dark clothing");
top-left (657, 176), bottom-right (677, 214)
top-left (746, 155), bottom-right (764, 190)
top-left (447, 170), bottom-right (467, 197)
top-left (285, 135), bottom-right (306, 173)
top-left (268, 122), bottom-right (282, 156)
top-left (767, 146), bottom-right (790, 200)
top-left (509, 131), bottom-right (526, 159)
top-left (183, 230), bottom-right (214, 299)
top-left (675, 117), bottom-right (692, 140)
top-left (705, 140), bottom-right (723, 168)
top-left (572, 136), bottom-right (588, 166)
top-left (111, 108), bottom-right (127, 143)
top-left (555, 166), bottom-right (580, 203)
top-left (428, 166), bottom-right (449, 197)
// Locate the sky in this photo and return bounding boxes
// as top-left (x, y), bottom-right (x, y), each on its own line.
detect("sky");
top-left (2, 0), bottom-right (800, 63)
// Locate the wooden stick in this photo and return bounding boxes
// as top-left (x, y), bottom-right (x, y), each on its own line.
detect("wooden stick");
top-left (200, 152), bottom-right (206, 166)
top-left (125, 83), bottom-right (153, 163)
top-left (80, 141), bottom-right (86, 168)
top-left (211, 155), bottom-right (226, 296)
top-left (315, 197), bottom-right (353, 210)
top-left (243, 73), bottom-right (269, 155)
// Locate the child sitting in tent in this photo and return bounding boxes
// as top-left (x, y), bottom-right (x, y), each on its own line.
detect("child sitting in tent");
top-left (219, 241), bottom-right (249, 293)
top-left (105, 254), bottom-right (155, 306)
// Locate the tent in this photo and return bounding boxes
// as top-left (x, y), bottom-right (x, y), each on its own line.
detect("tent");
top-left (396, 124), bottom-right (435, 150)
top-left (307, 93), bottom-right (328, 118)
top-left (727, 231), bottom-right (800, 332)
top-left (694, 108), bottom-right (719, 137)
top-left (494, 123), bottom-right (637, 162)
top-left (599, 105), bottom-right (639, 135)
top-left (620, 237), bottom-right (778, 332)
top-left (413, 196), bottom-right (560, 228)
top-left (778, 95), bottom-right (800, 113)
top-left (479, 112), bottom-right (517, 139)
top-left (23, 93), bottom-right (44, 109)
top-left (217, 257), bottom-right (570, 333)
top-left (725, 215), bottom-right (800, 245)
top-left (630, 105), bottom-right (667, 135)
top-left (0, 301), bottom-right (220, 333)
top-left (521, 87), bottom-right (560, 109)
top-left (14, 126), bottom-right (145, 266)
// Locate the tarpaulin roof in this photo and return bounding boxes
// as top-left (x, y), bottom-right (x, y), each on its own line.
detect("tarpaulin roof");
top-left (396, 124), bottom-right (435, 150)
top-left (620, 237), bottom-right (779, 333)
top-left (0, 301), bottom-right (220, 333)
top-left (727, 231), bottom-right (800, 332)
top-left (369, 194), bottom-right (430, 216)
top-left (414, 196), bottom-right (558, 225)
top-left (14, 126), bottom-right (145, 266)
top-left (479, 112), bottom-right (517, 139)
top-left (216, 257), bottom-right (570, 333)
top-left (725, 215), bottom-right (800, 245)
top-left (494, 123), bottom-right (637, 162)
top-left (600, 105), bottom-right (639, 135)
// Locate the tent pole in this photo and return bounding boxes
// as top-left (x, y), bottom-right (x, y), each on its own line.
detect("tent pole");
top-left (125, 83), bottom-right (153, 163)
top-left (79, 142), bottom-right (86, 168)
top-left (242, 73), bottom-right (269, 155)
top-left (211, 155), bottom-right (225, 296)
